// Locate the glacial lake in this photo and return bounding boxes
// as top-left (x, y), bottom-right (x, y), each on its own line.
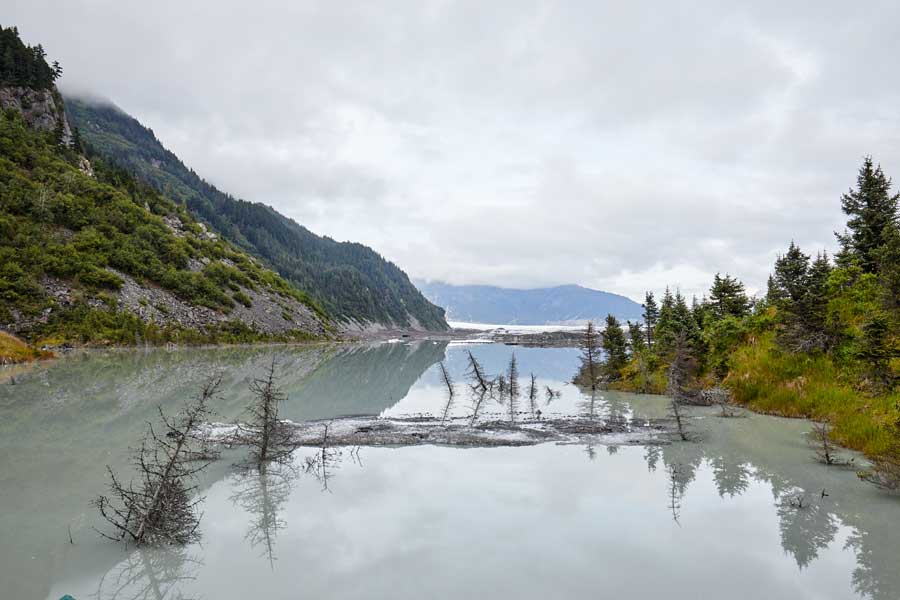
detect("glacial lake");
top-left (1, 341), bottom-right (898, 600)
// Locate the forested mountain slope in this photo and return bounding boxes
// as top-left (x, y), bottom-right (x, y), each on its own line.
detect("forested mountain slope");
top-left (65, 97), bottom-right (448, 331)
top-left (0, 26), bottom-right (331, 347)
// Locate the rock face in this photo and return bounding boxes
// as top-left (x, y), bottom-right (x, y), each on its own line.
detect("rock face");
top-left (4, 269), bottom-right (328, 340)
top-left (113, 270), bottom-right (327, 336)
top-left (0, 86), bottom-right (72, 145)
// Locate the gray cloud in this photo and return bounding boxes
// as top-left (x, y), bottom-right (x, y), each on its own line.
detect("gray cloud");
top-left (9, 0), bottom-right (900, 300)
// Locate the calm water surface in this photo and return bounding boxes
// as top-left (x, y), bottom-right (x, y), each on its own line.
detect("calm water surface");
top-left (1, 341), bottom-right (897, 600)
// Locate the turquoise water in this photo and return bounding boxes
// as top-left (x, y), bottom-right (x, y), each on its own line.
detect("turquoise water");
top-left (1, 342), bottom-right (897, 599)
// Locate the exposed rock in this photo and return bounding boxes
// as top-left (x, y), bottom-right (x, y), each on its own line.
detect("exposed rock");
top-left (112, 269), bottom-right (328, 336)
top-left (197, 222), bottom-right (218, 241)
top-left (0, 86), bottom-right (72, 145)
top-left (162, 215), bottom-right (185, 237)
top-left (77, 155), bottom-right (94, 177)
top-left (3, 269), bottom-right (328, 340)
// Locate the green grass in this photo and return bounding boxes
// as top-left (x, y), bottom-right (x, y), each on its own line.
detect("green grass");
top-left (0, 331), bottom-right (50, 363)
top-left (726, 331), bottom-right (900, 456)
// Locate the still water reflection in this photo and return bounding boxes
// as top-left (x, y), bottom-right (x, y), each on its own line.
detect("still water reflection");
top-left (0, 341), bottom-right (897, 600)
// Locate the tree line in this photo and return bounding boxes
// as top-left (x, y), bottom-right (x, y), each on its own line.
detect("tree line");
top-left (0, 26), bottom-right (62, 89)
top-left (576, 156), bottom-right (899, 488)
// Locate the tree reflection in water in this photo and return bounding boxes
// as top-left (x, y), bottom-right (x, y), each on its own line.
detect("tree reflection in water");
top-left (617, 428), bottom-right (899, 599)
top-left (230, 462), bottom-right (298, 568)
top-left (94, 546), bottom-right (200, 600)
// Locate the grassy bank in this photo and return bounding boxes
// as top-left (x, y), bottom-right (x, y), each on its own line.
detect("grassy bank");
top-left (607, 328), bottom-right (899, 460)
top-left (725, 332), bottom-right (900, 456)
top-left (0, 331), bottom-right (51, 363)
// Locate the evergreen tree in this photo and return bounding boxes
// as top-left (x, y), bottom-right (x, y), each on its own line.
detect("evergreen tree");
top-left (802, 252), bottom-right (832, 339)
top-left (769, 243), bottom-right (833, 352)
top-left (602, 314), bottom-right (629, 380)
top-left (771, 242), bottom-right (810, 306)
top-left (654, 287), bottom-right (677, 350)
top-left (858, 315), bottom-right (894, 391)
top-left (766, 274), bottom-right (783, 305)
top-left (642, 291), bottom-right (659, 346)
top-left (836, 157), bottom-right (899, 272)
top-left (577, 321), bottom-right (601, 390)
top-left (690, 295), bottom-right (709, 330)
top-left (875, 223), bottom-right (900, 310)
top-left (672, 291), bottom-right (700, 346)
top-left (0, 26), bottom-right (59, 89)
top-left (709, 273), bottom-right (749, 319)
top-left (627, 320), bottom-right (646, 355)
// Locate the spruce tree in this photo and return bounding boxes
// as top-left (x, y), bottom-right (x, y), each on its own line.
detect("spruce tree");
top-left (769, 243), bottom-right (834, 352)
top-left (858, 315), bottom-right (894, 391)
top-left (577, 321), bottom-right (601, 390)
top-left (836, 157), bottom-right (899, 272)
top-left (627, 320), bottom-right (646, 355)
top-left (802, 252), bottom-right (832, 339)
top-left (772, 242), bottom-right (810, 306)
top-left (602, 314), bottom-right (629, 380)
top-left (672, 291), bottom-right (700, 346)
top-left (654, 287), bottom-right (677, 351)
top-left (875, 223), bottom-right (900, 309)
top-left (642, 291), bottom-right (659, 346)
top-left (709, 273), bottom-right (749, 319)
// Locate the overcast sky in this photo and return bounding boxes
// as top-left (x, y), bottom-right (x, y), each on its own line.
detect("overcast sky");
top-left (7, 1), bottom-right (900, 301)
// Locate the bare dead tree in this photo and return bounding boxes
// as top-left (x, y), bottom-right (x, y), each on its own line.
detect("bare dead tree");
top-left (234, 360), bottom-right (298, 466)
top-left (858, 449), bottom-right (900, 491)
top-left (94, 378), bottom-right (221, 545)
top-left (527, 373), bottom-right (538, 417)
top-left (668, 395), bottom-right (690, 442)
top-left (495, 374), bottom-right (507, 401)
top-left (465, 351), bottom-right (490, 393)
top-left (698, 386), bottom-right (742, 417)
top-left (809, 420), bottom-right (837, 465)
top-left (438, 361), bottom-right (455, 397)
top-left (667, 335), bottom-right (694, 441)
top-left (469, 388), bottom-right (488, 426)
top-left (438, 361), bottom-right (456, 423)
top-left (303, 422), bottom-right (343, 493)
top-left (507, 354), bottom-right (519, 422)
top-left (545, 386), bottom-right (560, 405)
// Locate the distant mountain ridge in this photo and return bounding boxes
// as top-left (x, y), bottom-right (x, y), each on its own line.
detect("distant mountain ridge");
top-left (415, 281), bottom-right (643, 325)
top-left (64, 96), bottom-right (448, 331)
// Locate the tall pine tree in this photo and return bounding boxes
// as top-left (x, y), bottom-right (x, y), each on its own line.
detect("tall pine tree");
top-left (836, 157), bottom-right (899, 272)
top-left (602, 314), bottom-right (629, 380)
top-left (709, 273), bottom-right (749, 319)
top-left (875, 223), bottom-right (900, 310)
top-left (627, 320), bottom-right (646, 355)
top-left (642, 291), bottom-right (659, 346)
